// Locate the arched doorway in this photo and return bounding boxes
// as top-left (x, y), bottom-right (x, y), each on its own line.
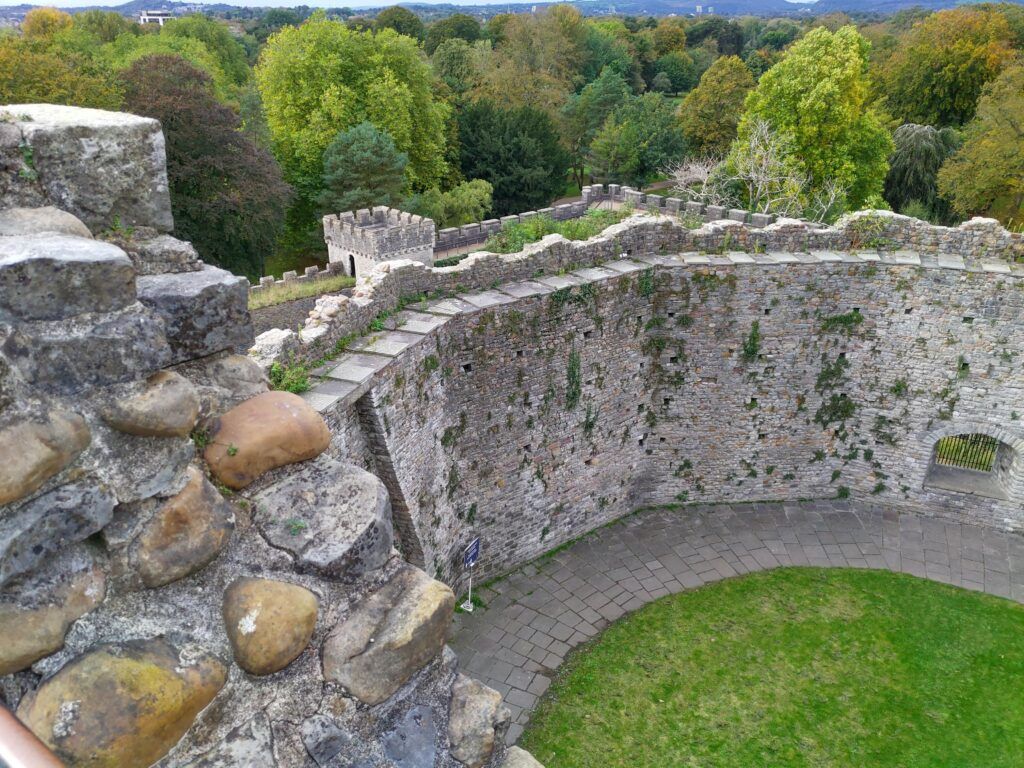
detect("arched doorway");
top-left (923, 425), bottom-right (1023, 500)
top-left (349, 254), bottom-right (356, 278)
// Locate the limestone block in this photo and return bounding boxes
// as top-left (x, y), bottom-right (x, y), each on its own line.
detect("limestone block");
top-left (104, 228), bottom-right (201, 275)
top-left (322, 566), bottom-right (455, 705)
top-left (89, 427), bottom-right (193, 504)
top-left (0, 206), bottom-right (92, 238)
top-left (0, 545), bottom-right (106, 674)
top-left (188, 714), bottom-right (277, 768)
top-left (383, 705), bottom-right (437, 768)
top-left (222, 577), bottom-right (318, 676)
top-left (204, 391), bottom-right (330, 490)
top-left (0, 481), bottom-right (116, 585)
top-left (0, 104), bottom-right (174, 233)
top-left (448, 674), bottom-right (511, 768)
top-left (0, 408), bottom-right (89, 505)
top-left (501, 747), bottom-right (546, 768)
top-left (253, 456), bottom-right (393, 579)
top-left (300, 715), bottom-right (353, 767)
top-left (131, 466), bottom-right (234, 588)
top-left (17, 637), bottom-right (227, 768)
top-left (137, 264), bottom-right (253, 364)
top-left (249, 328), bottom-right (300, 372)
top-left (172, 352), bottom-right (269, 420)
top-left (101, 370), bottom-right (200, 438)
top-left (2, 303), bottom-right (171, 395)
top-left (0, 234), bottom-right (135, 322)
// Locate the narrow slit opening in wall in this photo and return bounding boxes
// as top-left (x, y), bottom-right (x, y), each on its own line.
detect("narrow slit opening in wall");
top-left (670, 356), bottom-right (678, 363)
top-left (759, 433), bottom-right (767, 440)
top-left (963, 317), bottom-right (974, 324)
top-left (516, 350), bottom-right (525, 358)
top-left (584, 330), bottom-right (594, 339)
top-left (764, 308), bottom-right (771, 315)
top-left (905, 308), bottom-right (913, 314)
top-left (462, 363), bottom-right (472, 373)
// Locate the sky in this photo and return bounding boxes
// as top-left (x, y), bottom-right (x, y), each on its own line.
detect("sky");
top-left (2, 0), bottom-right (542, 6)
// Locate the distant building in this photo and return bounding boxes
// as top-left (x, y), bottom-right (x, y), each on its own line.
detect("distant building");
top-left (138, 10), bottom-right (173, 26)
top-left (323, 207), bottom-right (435, 279)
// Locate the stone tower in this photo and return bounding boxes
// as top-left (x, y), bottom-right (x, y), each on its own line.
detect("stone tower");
top-left (323, 206), bottom-right (435, 278)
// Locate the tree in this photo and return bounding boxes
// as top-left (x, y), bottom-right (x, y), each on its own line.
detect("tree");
top-left (424, 14), bottom-right (481, 56)
top-left (654, 51), bottom-right (696, 94)
top-left (678, 55), bottom-right (754, 157)
top-left (652, 19), bottom-right (686, 56)
top-left (432, 38), bottom-right (480, 95)
top-left (877, 6), bottom-right (1016, 127)
top-left (938, 64), bottom-right (1024, 224)
top-left (122, 55), bottom-right (291, 281)
top-left (100, 32), bottom-right (235, 101)
top-left (376, 6), bottom-right (424, 41)
top-left (589, 93), bottom-right (686, 187)
top-left (0, 40), bottom-right (121, 109)
top-left (162, 15), bottom-right (251, 87)
top-left (256, 13), bottom-right (449, 196)
top-left (687, 16), bottom-right (744, 56)
top-left (318, 122), bottom-right (408, 213)
top-left (651, 71), bottom-right (672, 93)
top-left (884, 124), bottom-right (961, 221)
top-left (458, 100), bottom-right (570, 216)
top-left (72, 10), bottom-right (139, 44)
top-left (561, 66), bottom-right (631, 188)
top-left (409, 179), bottom-right (493, 227)
top-left (21, 7), bottom-right (72, 39)
top-left (728, 26), bottom-right (891, 212)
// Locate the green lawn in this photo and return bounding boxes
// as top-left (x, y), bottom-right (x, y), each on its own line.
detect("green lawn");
top-left (521, 568), bottom-right (1024, 768)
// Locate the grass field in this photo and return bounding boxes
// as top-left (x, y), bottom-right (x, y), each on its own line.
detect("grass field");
top-left (248, 273), bottom-right (354, 310)
top-left (521, 568), bottom-right (1024, 768)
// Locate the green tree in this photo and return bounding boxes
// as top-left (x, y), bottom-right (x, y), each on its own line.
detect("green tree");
top-left (409, 179), bottom-right (493, 227)
top-left (21, 7), bottom-right (72, 39)
top-left (729, 26), bottom-right (891, 211)
top-left (256, 13), bottom-right (449, 197)
top-left (100, 31), bottom-right (235, 101)
top-left (884, 123), bottom-right (961, 221)
top-left (122, 55), bottom-right (291, 280)
top-left (0, 39), bottom-right (121, 109)
top-left (375, 6), bottom-right (424, 40)
top-left (162, 15), bottom-right (251, 87)
top-left (938, 64), bottom-right (1024, 224)
top-left (590, 93), bottom-right (685, 187)
top-left (424, 13), bottom-right (481, 56)
top-left (458, 100), bottom-right (570, 216)
top-left (318, 122), bottom-right (408, 213)
top-left (73, 10), bottom-right (139, 43)
top-left (652, 18), bottom-right (687, 56)
top-left (432, 37), bottom-right (479, 95)
top-left (687, 16), bottom-right (744, 56)
top-left (562, 66), bottom-right (632, 188)
top-left (654, 51), bottom-right (697, 93)
top-left (877, 6), bottom-right (1016, 127)
top-left (679, 55), bottom-right (754, 157)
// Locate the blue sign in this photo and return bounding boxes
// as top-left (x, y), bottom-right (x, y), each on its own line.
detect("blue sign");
top-left (463, 537), bottom-right (481, 569)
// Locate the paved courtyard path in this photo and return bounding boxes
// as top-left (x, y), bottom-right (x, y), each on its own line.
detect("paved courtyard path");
top-left (448, 500), bottom-right (1024, 744)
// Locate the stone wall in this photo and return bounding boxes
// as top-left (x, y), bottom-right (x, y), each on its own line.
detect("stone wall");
top-left (295, 249), bottom-right (1023, 587)
top-left (435, 202), bottom-right (589, 254)
top-left (1, 106), bottom-right (527, 768)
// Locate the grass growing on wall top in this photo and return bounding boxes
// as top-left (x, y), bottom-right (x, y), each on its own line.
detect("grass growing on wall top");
top-left (248, 273), bottom-right (355, 310)
top-left (483, 208), bottom-right (629, 254)
top-left (521, 568), bottom-right (1024, 768)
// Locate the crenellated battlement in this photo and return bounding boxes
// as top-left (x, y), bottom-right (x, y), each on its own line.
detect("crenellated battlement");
top-left (323, 205), bottom-right (435, 277)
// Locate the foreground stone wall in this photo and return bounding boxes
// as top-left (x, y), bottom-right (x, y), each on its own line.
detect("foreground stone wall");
top-left (1, 106), bottom-right (527, 768)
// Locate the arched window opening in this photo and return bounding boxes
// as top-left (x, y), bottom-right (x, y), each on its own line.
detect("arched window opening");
top-left (349, 254), bottom-right (356, 278)
top-left (925, 433), bottom-right (1013, 500)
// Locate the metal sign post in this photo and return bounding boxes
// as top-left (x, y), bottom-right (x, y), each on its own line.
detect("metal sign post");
top-left (461, 537), bottom-right (481, 613)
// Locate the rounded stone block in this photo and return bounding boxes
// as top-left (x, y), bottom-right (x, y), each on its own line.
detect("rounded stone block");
top-left (0, 206), bottom-right (92, 238)
top-left (16, 637), bottom-right (227, 768)
top-left (501, 746), bottom-right (546, 768)
top-left (101, 370), bottom-right (200, 438)
top-left (131, 466), bottom-right (234, 588)
top-left (0, 545), bottom-right (106, 675)
top-left (222, 577), bottom-right (318, 676)
top-left (0, 408), bottom-right (90, 506)
top-left (322, 565), bottom-right (455, 705)
top-left (253, 456), bottom-right (393, 579)
top-left (448, 674), bottom-right (511, 768)
top-left (204, 391), bottom-right (330, 490)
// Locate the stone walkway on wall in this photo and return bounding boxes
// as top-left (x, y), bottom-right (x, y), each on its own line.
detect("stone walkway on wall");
top-left (447, 500), bottom-right (1024, 744)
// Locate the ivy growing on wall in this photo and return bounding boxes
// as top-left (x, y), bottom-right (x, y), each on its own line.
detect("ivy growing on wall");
top-left (566, 350), bottom-right (581, 410)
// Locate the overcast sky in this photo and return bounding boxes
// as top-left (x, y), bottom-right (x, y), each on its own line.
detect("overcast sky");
top-left (2, 0), bottom-right (536, 7)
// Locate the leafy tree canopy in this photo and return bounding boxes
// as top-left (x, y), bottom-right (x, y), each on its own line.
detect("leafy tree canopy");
top-left (938, 64), bottom-right (1024, 224)
top-left (162, 15), bottom-right (251, 86)
top-left (884, 123), bottom-right (961, 220)
top-left (590, 92), bottom-right (685, 187)
top-left (255, 13), bottom-right (449, 195)
top-left (679, 55), bottom-right (754, 157)
top-left (457, 100), bottom-right (570, 216)
top-left (0, 39), bottom-right (121, 109)
top-left (730, 25), bottom-right (891, 211)
top-left (375, 6), bottom-right (425, 41)
top-left (409, 178), bottom-right (493, 228)
top-left (318, 121), bottom-right (408, 214)
top-left (122, 54), bottom-right (291, 280)
top-left (424, 13), bottom-right (481, 56)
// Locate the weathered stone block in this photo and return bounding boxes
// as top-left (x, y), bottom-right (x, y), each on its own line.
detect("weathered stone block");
top-left (2, 303), bottom-right (171, 395)
top-left (0, 206), bottom-right (92, 238)
top-left (0, 408), bottom-right (89, 506)
top-left (501, 747), bottom-right (546, 768)
top-left (0, 544), bottom-right (105, 674)
top-left (101, 370), bottom-right (200, 438)
top-left (322, 565), bottom-right (454, 704)
top-left (253, 456), bottom-right (393, 579)
top-left (137, 265), bottom-right (252, 364)
top-left (0, 234), bottom-right (135, 322)
top-left (131, 466), bottom-right (233, 588)
top-left (0, 481), bottom-right (115, 585)
top-left (222, 577), bottom-right (318, 676)
top-left (0, 104), bottom-right (174, 233)
top-left (103, 228), bottom-right (201, 275)
top-left (188, 714), bottom-right (277, 768)
top-left (448, 674), bottom-right (510, 768)
top-left (17, 637), bottom-right (226, 768)
top-left (204, 391), bottom-right (330, 490)
top-left (383, 705), bottom-right (436, 768)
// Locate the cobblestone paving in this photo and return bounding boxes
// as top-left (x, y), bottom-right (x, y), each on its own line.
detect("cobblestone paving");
top-left (448, 500), bottom-right (1024, 744)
